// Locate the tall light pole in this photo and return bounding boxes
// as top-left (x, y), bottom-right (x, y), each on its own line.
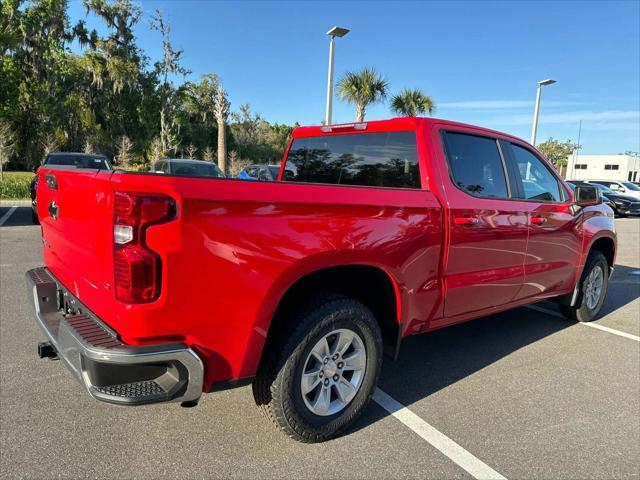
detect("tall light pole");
top-left (530, 78), bottom-right (556, 145)
top-left (325, 26), bottom-right (349, 125)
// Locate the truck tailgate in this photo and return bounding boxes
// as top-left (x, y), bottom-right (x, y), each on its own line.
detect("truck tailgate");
top-left (37, 168), bottom-right (115, 324)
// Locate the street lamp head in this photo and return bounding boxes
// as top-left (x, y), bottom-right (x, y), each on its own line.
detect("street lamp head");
top-left (538, 79), bottom-right (556, 86)
top-left (327, 26), bottom-right (350, 37)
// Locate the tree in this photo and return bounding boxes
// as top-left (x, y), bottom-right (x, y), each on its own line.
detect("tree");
top-left (227, 150), bottom-right (248, 177)
top-left (115, 135), bottom-right (134, 168)
top-left (202, 146), bottom-right (215, 162)
top-left (42, 133), bottom-right (59, 157)
top-left (537, 138), bottom-right (580, 169)
top-left (337, 67), bottom-right (389, 122)
top-left (390, 88), bottom-right (435, 117)
top-left (84, 139), bottom-right (95, 154)
top-left (148, 136), bottom-right (163, 163)
top-left (150, 9), bottom-right (190, 156)
top-left (0, 120), bottom-right (15, 180)
top-left (185, 143), bottom-right (198, 159)
top-left (214, 84), bottom-right (230, 174)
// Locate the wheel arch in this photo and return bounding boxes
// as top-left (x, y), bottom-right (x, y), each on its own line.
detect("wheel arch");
top-left (588, 235), bottom-right (616, 271)
top-left (254, 263), bottom-right (403, 376)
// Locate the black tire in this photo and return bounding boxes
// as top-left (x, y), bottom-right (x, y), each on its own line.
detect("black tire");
top-left (560, 251), bottom-right (609, 322)
top-left (31, 209), bottom-right (39, 225)
top-left (253, 293), bottom-right (383, 443)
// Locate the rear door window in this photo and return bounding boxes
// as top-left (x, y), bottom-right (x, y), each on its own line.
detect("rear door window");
top-left (442, 132), bottom-right (509, 199)
top-left (283, 131), bottom-right (420, 189)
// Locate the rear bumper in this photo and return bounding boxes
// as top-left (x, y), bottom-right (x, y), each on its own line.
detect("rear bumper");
top-left (26, 267), bottom-right (204, 406)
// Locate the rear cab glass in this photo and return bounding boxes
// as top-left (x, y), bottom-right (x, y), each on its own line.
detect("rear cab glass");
top-left (283, 131), bottom-right (420, 189)
top-left (45, 154), bottom-right (111, 170)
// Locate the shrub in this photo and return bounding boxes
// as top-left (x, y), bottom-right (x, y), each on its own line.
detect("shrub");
top-left (0, 172), bottom-right (34, 199)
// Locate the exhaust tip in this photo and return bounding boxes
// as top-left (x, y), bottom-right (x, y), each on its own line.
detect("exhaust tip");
top-left (180, 400), bottom-right (198, 408)
top-left (38, 341), bottom-right (58, 360)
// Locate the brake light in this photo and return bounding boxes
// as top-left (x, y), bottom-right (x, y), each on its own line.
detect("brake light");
top-left (113, 192), bottom-right (176, 303)
top-left (320, 122), bottom-right (367, 133)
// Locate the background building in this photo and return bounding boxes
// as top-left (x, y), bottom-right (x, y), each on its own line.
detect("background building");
top-left (565, 153), bottom-right (640, 181)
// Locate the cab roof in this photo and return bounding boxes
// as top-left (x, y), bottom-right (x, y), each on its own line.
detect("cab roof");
top-left (291, 116), bottom-right (530, 146)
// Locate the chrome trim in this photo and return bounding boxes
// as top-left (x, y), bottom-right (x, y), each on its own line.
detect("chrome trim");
top-left (26, 267), bottom-right (204, 405)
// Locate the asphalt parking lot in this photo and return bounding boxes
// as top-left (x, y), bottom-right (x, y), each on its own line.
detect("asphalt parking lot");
top-left (1, 205), bottom-right (638, 479)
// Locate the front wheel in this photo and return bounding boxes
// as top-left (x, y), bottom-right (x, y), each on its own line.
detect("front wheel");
top-left (253, 294), bottom-right (383, 442)
top-left (560, 251), bottom-right (609, 322)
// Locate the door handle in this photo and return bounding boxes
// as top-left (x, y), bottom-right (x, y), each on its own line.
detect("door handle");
top-left (454, 216), bottom-right (479, 226)
top-left (531, 216), bottom-right (547, 225)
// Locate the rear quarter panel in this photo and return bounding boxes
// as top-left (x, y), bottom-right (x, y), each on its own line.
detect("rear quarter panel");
top-left (108, 173), bottom-right (442, 389)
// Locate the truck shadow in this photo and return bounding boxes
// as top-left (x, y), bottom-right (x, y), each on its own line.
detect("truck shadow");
top-left (347, 271), bottom-right (639, 435)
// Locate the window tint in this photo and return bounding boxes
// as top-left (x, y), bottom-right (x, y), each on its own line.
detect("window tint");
top-left (170, 162), bottom-right (224, 178)
top-left (267, 166), bottom-right (280, 179)
top-left (511, 144), bottom-right (562, 202)
top-left (592, 181), bottom-right (619, 190)
top-left (443, 132), bottom-right (508, 198)
top-left (622, 181), bottom-right (640, 191)
top-left (257, 168), bottom-right (271, 181)
top-left (283, 131), bottom-right (419, 189)
top-left (46, 154), bottom-right (110, 170)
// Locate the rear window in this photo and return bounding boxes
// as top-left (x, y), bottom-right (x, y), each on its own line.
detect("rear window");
top-left (171, 162), bottom-right (224, 178)
top-left (45, 154), bottom-right (110, 170)
top-left (283, 131), bottom-right (420, 189)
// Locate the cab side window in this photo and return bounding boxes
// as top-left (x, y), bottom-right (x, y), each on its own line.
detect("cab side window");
top-left (510, 144), bottom-right (562, 202)
top-left (443, 132), bottom-right (509, 199)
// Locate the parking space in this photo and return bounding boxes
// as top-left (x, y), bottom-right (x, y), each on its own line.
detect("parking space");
top-left (1, 208), bottom-right (638, 479)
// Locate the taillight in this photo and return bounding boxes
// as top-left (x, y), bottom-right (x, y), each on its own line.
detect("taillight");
top-left (113, 192), bottom-right (176, 303)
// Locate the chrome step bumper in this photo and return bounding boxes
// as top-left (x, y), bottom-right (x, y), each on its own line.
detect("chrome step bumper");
top-left (26, 267), bottom-right (204, 406)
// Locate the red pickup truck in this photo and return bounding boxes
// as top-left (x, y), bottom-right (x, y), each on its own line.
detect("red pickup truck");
top-left (27, 117), bottom-right (616, 442)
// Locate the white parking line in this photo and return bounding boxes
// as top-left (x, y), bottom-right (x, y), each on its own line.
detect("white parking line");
top-left (525, 305), bottom-right (640, 342)
top-left (0, 206), bottom-right (17, 226)
top-left (373, 388), bottom-right (507, 480)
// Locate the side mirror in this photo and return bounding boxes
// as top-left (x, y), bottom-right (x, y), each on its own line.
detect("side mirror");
top-left (574, 185), bottom-right (600, 206)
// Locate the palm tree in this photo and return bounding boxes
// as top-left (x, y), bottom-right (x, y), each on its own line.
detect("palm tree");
top-left (337, 67), bottom-right (389, 122)
top-left (390, 88), bottom-right (436, 117)
top-left (214, 85), bottom-right (230, 174)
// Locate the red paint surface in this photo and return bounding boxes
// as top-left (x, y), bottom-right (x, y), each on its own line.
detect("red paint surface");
top-left (36, 117), bottom-right (616, 391)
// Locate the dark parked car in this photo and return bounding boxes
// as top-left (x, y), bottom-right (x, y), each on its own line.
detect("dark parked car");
top-left (151, 159), bottom-right (225, 178)
top-left (237, 164), bottom-right (281, 181)
top-left (31, 152), bottom-right (112, 224)
top-left (585, 180), bottom-right (640, 200)
top-left (568, 181), bottom-right (640, 217)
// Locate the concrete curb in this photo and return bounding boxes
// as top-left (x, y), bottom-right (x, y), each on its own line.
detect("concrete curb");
top-left (0, 200), bottom-right (31, 206)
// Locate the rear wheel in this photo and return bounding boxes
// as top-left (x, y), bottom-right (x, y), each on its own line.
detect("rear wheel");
top-left (253, 294), bottom-right (383, 442)
top-left (560, 251), bottom-right (609, 322)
